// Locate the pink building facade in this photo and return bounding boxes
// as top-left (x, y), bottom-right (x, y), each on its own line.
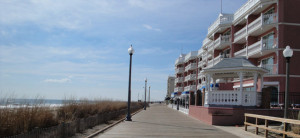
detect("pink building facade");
top-left (172, 0), bottom-right (300, 125)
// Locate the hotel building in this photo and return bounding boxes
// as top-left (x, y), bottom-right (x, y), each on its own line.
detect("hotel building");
top-left (171, 0), bottom-right (300, 125)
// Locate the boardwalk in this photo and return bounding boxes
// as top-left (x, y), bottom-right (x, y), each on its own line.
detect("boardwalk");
top-left (97, 104), bottom-right (241, 138)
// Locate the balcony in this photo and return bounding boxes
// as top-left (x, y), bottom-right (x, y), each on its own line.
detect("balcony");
top-left (208, 14), bottom-right (234, 37)
top-left (185, 63), bottom-right (197, 71)
top-left (198, 61), bottom-right (202, 68)
top-left (213, 55), bottom-right (222, 65)
top-left (175, 77), bottom-right (184, 84)
top-left (234, 27), bottom-right (247, 43)
top-left (207, 41), bottom-right (215, 52)
top-left (175, 67), bottom-right (184, 74)
top-left (175, 56), bottom-right (185, 65)
top-left (215, 35), bottom-right (231, 50)
top-left (185, 74), bottom-right (196, 81)
top-left (234, 13), bottom-right (277, 43)
top-left (184, 85), bottom-right (197, 92)
top-left (260, 64), bottom-right (278, 75)
top-left (234, 47), bottom-right (247, 57)
top-left (206, 59), bottom-right (214, 69)
top-left (248, 13), bottom-right (277, 36)
top-left (184, 51), bottom-right (198, 62)
top-left (175, 87), bottom-right (184, 92)
top-left (206, 90), bottom-right (258, 106)
top-left (234, 38), bottom-right (277, 58)
top-left (234, 0), bottom-right (277, 24)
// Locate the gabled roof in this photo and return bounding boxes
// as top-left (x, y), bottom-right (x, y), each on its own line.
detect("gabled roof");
top-left (210, 57), bottom-right (256, 69)
top-left (203, 57), bottom-right (268, 74)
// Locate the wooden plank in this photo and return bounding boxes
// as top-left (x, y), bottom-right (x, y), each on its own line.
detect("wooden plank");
top-left (245, 113), bottom-right (300, 125)
top-left (255, 118), bottom-right (258, 135)
top-left (283, 122), bottom-right (287, 138)
top-left (265, 120), bottom-right (268, 138)
top-left (245, 116), bottom-right (247, 131)
top-left (244, 122), bottom-right (300, 138)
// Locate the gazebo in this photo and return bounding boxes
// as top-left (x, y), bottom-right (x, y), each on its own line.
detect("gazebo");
top-left (201, 57), bottom-right (268, 107)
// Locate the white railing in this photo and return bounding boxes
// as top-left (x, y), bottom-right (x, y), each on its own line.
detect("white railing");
top-left (213, 55), bottom-right (222, 65)
top-left (206, 59), bottom-right (214, 68)
top-left (175, 67), bottom-right (184, 74)
top-left (234, 47), bottom-right (246, 57)
top-left (185, 85), bottom-right (196, 92)
top-left (247, 40), bottom-right (261, 57)
top-left (262, 13), bottom-right (277, 25)
top-left (261, 38), bottom-right (277, 50)
top-left (207, 90), bottom-right (257, 106)
top-left (234, 0), bottom-right (260, 22)
top-left (185, 74), bottom-right (196, 81)
top-left (175, 57), bottom-right (184, 65)
top-left (248, 16), bottom-right (262, 34)
top-left (203, 38), bottom-right (212, 46)
top-left (248, 13), bottom-right (277, 34)
top-left (260, 64), bottom-right (278, 75)
top-left (207, 40), bottom-right (215, 52)
top-left (175, 87), bottom-right (184, 92)
top-left (175, 77), bottom-right (184, 84)
top-left (198, 61), bottom-right (202, 68)
top-left (215, 35), bottom-right (231, 49)
top-left (208, 14), bottom-right (234, 35)
top-left (185, 63), bottom-right (197, 71)
top-left (234, 27), bottom-right (247, 42)
top-left (184, 86), bottom-right (189, 91)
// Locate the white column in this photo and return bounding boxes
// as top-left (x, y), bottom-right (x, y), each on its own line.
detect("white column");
top-left (239, 72), bottom-right (244, 105)
top-left (212, 77), bottom-right (216, 91)
top-left (253, 72), bottom-right (258, 91)
top-left (260, 74), bottom-right (264, 91)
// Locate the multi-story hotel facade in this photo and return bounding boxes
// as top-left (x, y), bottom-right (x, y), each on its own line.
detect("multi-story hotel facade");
top-left (171, 0), bottom-right (300, 125)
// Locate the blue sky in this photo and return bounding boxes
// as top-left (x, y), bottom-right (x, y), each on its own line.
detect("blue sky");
top-left (0, 0), bottom-right (247, 101)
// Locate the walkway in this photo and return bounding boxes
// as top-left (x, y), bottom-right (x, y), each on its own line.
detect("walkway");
top-left (96, 104), bottom-right (240, 138)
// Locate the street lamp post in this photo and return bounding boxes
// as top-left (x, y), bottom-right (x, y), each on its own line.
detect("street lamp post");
top-left (148, 86), bottom-right (151, 108)
top-left (144, 78), bottom-right (147, 110)
top-left (283, 46), bottom-right (293, 119)
top-left (125, 45), bottom-right (134, 121)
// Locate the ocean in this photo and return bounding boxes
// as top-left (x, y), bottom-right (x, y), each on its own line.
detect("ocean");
top-left (0, 99), bottom-right (69, 108)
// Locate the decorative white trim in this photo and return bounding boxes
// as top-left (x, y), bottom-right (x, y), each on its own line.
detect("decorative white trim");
top-left (263, 81), bottom-right (279, 86)
top-left (264, 74), bottom-right (300, 77)
top-left (233, 83), bottom-right (254, 88)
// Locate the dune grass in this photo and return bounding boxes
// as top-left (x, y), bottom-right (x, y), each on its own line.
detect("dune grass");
top-left (0, 97), bottom-right (142, 137)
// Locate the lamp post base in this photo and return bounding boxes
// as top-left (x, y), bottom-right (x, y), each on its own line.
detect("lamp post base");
top-left (125, 115), bottom-right (132, 121)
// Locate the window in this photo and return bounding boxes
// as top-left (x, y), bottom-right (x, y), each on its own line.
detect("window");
top-left (261, 57), bottom-right (274, 74)
top-left (262, 32), bottom-right (275, 49)
top-left (263, 8), bottom-right (275, 24)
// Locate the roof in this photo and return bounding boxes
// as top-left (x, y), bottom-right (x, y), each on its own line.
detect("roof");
top-left (210, 57), bottom-right (256, 69)
top-left (203, 57), bottom-right (268, 74)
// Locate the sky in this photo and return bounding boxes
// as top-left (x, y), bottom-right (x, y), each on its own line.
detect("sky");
top-left (0, 0), bottom-right (247, 101)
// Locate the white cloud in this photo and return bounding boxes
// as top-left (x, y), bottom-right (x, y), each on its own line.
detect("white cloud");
top-left (143, 24), bottom-right (161, 32)
top-left (44, 78), bottom-right (71, 83)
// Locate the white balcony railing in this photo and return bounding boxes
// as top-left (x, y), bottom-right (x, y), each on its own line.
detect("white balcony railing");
top-left (213, 55), bottom-right (222, 65)
top-left (175, 87), bottom-right (184, 92)
top-left (260, 64), bottom-right (278, 75)
top-left (234, 47), bottom-right (247, 57)
top-left (185, 63), bottom-right (197, 71)
top-left (198, 61), bottom-right (202, 68)
top-left (207, 40), bottom-right (215, 52)
top-left (234, 27), bottom-right (247, 42)
top-left (215, 35), bottom-right (231, 49)
top-left (175, 77), bottom-right (184, 84)
top-left (184, 85), bottom-right (197, 92)
top-left (234, 0), bottom-right (260, 22)
top-left (175, 67), bottom-right (184, 74)
top-left (262, 13), bottom-right (277, 25)
top-left (208, 14), bottom-right (234, 36)
top-left (206, 59), bottom-right (214, 69)
top-left (235, 38), bottom-right (277, 57)
top-left (185, 74), bottom-right (196, 81)
top-left (207, 90), bottom-right (258, 106)
top-left (248, 13), bottom-right (277, 34)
